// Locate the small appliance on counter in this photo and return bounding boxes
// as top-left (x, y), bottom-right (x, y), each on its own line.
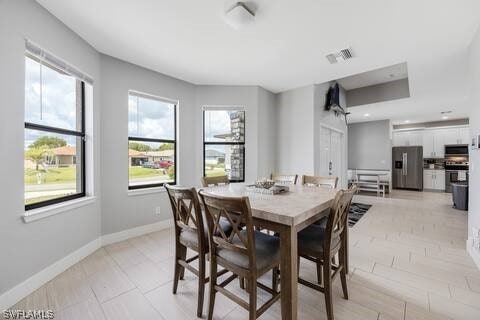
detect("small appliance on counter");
top-left (444, 145), bottom-right (469, 193)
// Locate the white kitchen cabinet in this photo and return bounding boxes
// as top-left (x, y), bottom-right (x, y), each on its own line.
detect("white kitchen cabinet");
top-left (423, 129), bottom-right (444, 158)
top-left (458, 127), bottom-right (470, 144)
top-left (443, 128), bottom-right (458, 145)
top-left (423, 170), bottom-right (434, 189)
top-left (423, 169), bottom-right (445, 190)
top-left (393, 130), bottom-right (423, 147)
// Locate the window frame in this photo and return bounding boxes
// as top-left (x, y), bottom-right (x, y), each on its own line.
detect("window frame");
top-left (127, 93), bottom-right (177, 190)
top-left (24, 55), bottom-right (86, 210)
top-left (202, 109), bottom-right (245, 183)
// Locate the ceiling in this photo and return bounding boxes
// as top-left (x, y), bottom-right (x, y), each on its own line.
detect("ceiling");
top-left (37, 0), bottom-right (480, 123)
top-left (337, 63), bottom-right (408, 91)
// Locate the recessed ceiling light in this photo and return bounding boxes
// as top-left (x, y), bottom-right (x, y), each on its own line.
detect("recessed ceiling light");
top-left (363, 113), bottom-right (370, 117)
top-left (442, 116), bottom-right (449, 120)
top-left (404, 120), bottom-right (410, 123)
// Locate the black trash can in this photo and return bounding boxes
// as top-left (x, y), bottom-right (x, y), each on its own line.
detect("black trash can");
top-left (452, 182), bottom-right (468, 211)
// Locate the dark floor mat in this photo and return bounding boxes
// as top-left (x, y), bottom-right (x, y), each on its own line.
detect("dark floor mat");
top-left (349, 202), bottom-right (371, 227)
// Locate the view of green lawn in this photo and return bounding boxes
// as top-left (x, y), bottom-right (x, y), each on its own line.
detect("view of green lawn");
top-left (24, 167), bottom-right (77, 185)
top-left (205, 163), bottom-right (227, 177)
top-left (128, 166), bottom-right (168, 178)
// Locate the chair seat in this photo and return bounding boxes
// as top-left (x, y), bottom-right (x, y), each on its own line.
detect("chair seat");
top-left (298, 224), bottom-right (340, 256)
top-left (313, 216), bottom-right (327, 228)
top-left (179, 217), bottom-right (233, 249)
top-left (217, 230), bottom-right (280, 270)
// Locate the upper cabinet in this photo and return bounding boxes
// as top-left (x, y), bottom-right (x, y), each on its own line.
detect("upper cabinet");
top-left (392, 130), bottom-right (423, 147)
top-left (422, 130), bottom-right (444, 158)
top-left (393, 126), bottom-right (469, 158)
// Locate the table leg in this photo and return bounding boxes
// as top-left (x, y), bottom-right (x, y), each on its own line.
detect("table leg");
top-left (279, 226), bottom-right (298, 320)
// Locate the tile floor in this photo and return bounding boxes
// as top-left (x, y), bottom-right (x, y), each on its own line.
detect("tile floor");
top-left (10, 190), bottom-right (480, 319)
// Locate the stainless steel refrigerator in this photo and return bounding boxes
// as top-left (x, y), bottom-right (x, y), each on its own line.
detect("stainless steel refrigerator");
top-left (392, 146), bottom-right (423, 190)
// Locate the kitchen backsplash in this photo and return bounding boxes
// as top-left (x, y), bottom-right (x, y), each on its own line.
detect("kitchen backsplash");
top-left (423, 158), bottom-right (445, 169)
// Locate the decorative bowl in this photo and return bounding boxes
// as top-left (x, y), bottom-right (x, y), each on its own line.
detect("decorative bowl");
top-left (255, 179), bottom-right (275, 189)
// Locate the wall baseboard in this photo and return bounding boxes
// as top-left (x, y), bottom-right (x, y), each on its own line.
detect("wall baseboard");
top-left (467, 238), bottom-right (480, 271)
top-left (0, 238), bottom-right (101, 311)
top-left (101, 219), bottom-right (172, 246)
top-left (0, 219), bottom-right (173, 311)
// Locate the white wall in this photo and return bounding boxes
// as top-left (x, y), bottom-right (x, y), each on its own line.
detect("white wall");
top-left (348, 120), bottom-right (392, 170)
top-left (0, 0), bottom-right (101, 295)
top-left (467, 25), bottom-right (480, 265)
top-left (276, 83), bottom-right (348, 184)
top-left (100, 55), bottom-right (196, 235)
top-left (276, 85), bottom-right (316, 174)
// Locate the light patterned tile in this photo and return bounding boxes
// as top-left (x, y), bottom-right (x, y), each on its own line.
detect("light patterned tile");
top-left (87, 265), bottom-right (135, 303)
top-left (372, 264), bottom-right (450, 297)
top-left (104, 240), bottom-right (149, 267)
top-left (121, 260), bottom-right (171, 293)
top-left (429, 292), bottom-right (480, 320)
top-left (55, 298), bottom-right (105, 320)
top-left (101, 289), bottom-right (162, 320)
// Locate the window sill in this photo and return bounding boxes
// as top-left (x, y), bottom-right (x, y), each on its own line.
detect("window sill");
top-left (23, 196), bottom-right (97, 223)
top-left (127, 187), bottom-right (167, 197)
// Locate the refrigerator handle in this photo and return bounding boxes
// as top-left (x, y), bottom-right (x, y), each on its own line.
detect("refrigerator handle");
top-left (403, 153), bottom-right (408, 176)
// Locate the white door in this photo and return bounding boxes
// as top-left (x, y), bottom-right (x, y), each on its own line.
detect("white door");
top-left (319, 126), bottom-right (331, 177)
top-left (330, 131), bottom-right (342, 178)
top-left (435, 171), bottom-right (446, 190)
top-left (424, 170), bottom-right (434, 189)
top-left (319, 126), bottom-right (344, 185)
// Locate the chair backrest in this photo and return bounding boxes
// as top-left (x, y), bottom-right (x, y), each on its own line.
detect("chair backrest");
top-left (201, 175), bottom-right (230, 187)
top-left (270, 173), bottom-right (298, 185)
top-left (165, 184), bottom-right (205, 250)
top-left (198, 190), bottom-right (256, 270)
top-left (324, 187), bottom-right (356, 252)
top-left (302, 175), bottom-right (338, 189)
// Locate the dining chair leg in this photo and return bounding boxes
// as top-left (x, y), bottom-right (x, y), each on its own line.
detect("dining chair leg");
top-left (316, 260), bottom-right (322, 284)
top-left (297, 255), bottom-right (301, 277)
top-left (197, 254), bottom-right (206, 317)
top-left (339, 247), bottom-right (348, 300)
top-left (179, 246), bottom-right (187, 280)
top-left (207, 258), bottom-right (218, 320)
top-left (248, 278), bottom-right (257, 320)
top-left (239, 277), bottom-right (245, 290)
top-left (172, 243), bottom-right (183, 294)
top-left (323, 258), bottom-right (334, 320)
top-left (272, 267), bottom-right (279, 292)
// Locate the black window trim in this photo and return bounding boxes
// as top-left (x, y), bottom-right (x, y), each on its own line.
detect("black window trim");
top-left (127, 98), bottom-right (177, 190)
top-left (202, 109), bottom-right (245, 183)
top-left (25, 81), bottom-right (86, 211)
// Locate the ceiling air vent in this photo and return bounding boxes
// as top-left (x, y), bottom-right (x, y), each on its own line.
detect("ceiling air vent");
top-left (326, 47), bottom-right (354, 64)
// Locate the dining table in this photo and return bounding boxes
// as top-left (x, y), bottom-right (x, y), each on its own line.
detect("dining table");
top-left (201, 183), bottom-right (338, 320)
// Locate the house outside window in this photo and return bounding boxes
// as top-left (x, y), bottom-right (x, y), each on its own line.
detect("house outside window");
top-left (128, 92), bottom-right (177, 189)
top-left (203, 108), bottom-right (245, 182)
top-left (24, 55), bottom-right (86, 210)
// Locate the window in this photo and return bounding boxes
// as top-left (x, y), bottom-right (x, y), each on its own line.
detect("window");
top-left (24, 55), bottom-right (85, 210)
top-left (128, 92), bottom-right (176, 189)
top-left (203, 109), bottom-right (245, 182)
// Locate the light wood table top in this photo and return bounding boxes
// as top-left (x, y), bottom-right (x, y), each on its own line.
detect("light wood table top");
top-left (201, 183), bottom-right (338, 227)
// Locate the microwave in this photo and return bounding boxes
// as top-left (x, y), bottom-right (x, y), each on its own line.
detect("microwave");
top-left (445, 145), bottom-right (469, 156)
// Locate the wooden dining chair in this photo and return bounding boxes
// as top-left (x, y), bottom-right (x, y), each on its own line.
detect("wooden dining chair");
top-left (302, 175), bottom-right (339, 189)
top-left (201, 175), bottom-right (230, 187)
top-left (297, 187), bottom-right (356, 320)
top-left (165, 184), bottom-right (231, 317)
top-left (270, 173), bottom-right (298, 185)
top-left (198, 191), bottom-right (281, 320)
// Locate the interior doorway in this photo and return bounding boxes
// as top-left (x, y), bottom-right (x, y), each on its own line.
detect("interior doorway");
top-left (319, 125), bottom-right (346, 187)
